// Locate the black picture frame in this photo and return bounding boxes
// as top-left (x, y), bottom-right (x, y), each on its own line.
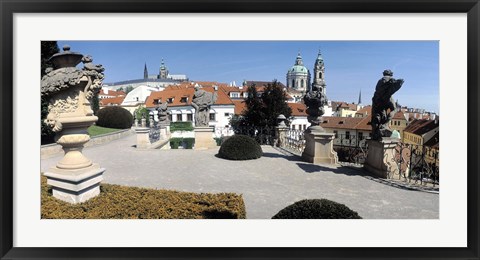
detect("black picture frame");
top-left (1, 0), bottom-right (479, 259)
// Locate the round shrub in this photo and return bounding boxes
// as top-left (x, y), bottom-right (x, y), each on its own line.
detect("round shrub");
top-left (272, 199), bottom-right (362, 219)
top-left (218, 135), bottom-right (262, 160)
top-left (96, 106), bottom-right (133, 129)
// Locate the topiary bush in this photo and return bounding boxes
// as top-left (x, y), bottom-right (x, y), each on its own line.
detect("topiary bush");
top-left (272, 199), bottom-right (362, 219)
top-left (96, 106), bottom-right (133, 129)
top-left (218, 134), bottom-right (262, 160)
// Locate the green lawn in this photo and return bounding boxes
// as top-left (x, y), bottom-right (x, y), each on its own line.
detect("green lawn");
top-left (87, 125), bottom-right (123, 137)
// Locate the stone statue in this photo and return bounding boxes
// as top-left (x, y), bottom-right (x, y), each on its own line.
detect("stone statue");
top-left (156, 100), bottom-right (170, 126)
top-left (371, 69), bottom-right (404, 140)
top-left (191, 84), bottom-right (217, 127)
top-left (303, 85), bottom-right (328, 127)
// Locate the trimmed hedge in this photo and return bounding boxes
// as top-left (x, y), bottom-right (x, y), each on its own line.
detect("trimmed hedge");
top-left (41, 176), bottom-right (246, 219)
top-left (217, 135), bottom-right (262, 160)
top-left (272, 199), bottom-right (362, 219)
top-left (170, 137), bottom-right (195, 149)
top-left (96, 106), bottom-right (133, 129)
top-left (170, 121), bottom-right (194, 132)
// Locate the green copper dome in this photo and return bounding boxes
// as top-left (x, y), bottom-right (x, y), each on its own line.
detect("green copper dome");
top-left (290, 65), bottom-right (308, 74)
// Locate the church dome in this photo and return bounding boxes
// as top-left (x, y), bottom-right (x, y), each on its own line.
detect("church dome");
top-left (288, 52), bottom-right (309, 75)
top-left (289, 65), bottom-right (308, 74)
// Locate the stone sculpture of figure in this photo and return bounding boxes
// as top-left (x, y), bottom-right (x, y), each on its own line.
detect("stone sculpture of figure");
top-left (156, 100), bottom-right (169, 126)
top-left (371, 69), bottom-right (404, 140)
top-left (191, 84), bottom-right (218, 127)
top-left (303, 85), bottom-right (328, 126)
top-left (82, 55), bottom-right (105, 100)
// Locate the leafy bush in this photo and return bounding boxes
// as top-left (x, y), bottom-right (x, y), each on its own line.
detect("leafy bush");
top-left (218, 135), bottom-right (262, 160)
top-left (41, 176), bottom-right (246, 219)
top-left (170, 121), bottom-right (194, 132)
top-left (135, 106), bottom-right (150, 127)
top-left (96, 106), bottom-right (133, 129)
top-left (272, 199), bottom-right (362, 219)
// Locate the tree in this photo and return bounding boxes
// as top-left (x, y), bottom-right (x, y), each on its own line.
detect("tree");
top-left (261, 80), bottom-right (292, 126)
top-left (91, 94), bottom-right (100, 115)
top-left (134, 106), bottom-right (151, 127)
top-left (240, 80), bottom-right (292, 127)
top-left (125, 85), bottom-right (134, 94)
top-left (41, 41), bottom-right (60, 145)
top-left (242, 84), bottom-right (265, 126)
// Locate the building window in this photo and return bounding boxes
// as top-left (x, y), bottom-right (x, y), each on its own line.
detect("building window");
top-left (230, 92), bottom-right (240, 98)
top-left (292, 125), bottom-right (296, 130)
top-left (333, 130), bottom-right (338, 138)
top-left (346, 131), bottom-right (350, 140)
top-left (358, 132), bottom-right (363, 140)
top-left (168, 114), bottom-right (172, 122)
top-left (209, 113), bottom-right (216, 121)
top-left (167, 98), bottom-right (174, 103)
top-left (176, 114), bottom-right (182, 122)
top-left (224, 113), bottom-right (230, 117)
top-left (187, 114), bottom-right (193, 121)
top-left (153, 99), bottom-right (159, 104)
top-left (180, 97), bottom-right (188, 103)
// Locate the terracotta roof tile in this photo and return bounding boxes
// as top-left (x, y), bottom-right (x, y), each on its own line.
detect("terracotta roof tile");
top-left (145, 85), bottom-right (233, 108)
top-left (232, 100), bottom-right (247, 115)
top-left (288, 103), bottom-right (307, 116)
top-left (404, 119), bottom-right (439, 136)
top-left (99, 96), bottom-right (125, 106)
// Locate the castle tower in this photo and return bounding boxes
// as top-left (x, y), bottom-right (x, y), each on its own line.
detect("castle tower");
top-left (312, 50), bottom-right (326, 94)
top-left (144, 63), bottom-right (148, 79)
top-left (159, 59), bottom-right (169, 79)
top-left (286, 52), bottom-right (310, 92)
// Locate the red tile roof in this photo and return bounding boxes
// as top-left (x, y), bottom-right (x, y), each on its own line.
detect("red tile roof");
top-left (145, 85), bottom-right (233, 108)
top-left (288, 103), bottom-right (307, 116)
top-left (319, 116), bottom-right (372, 131)
top-left (332, 101), bottom-right (358, 112)
top-left (99, 96), bottom-right (125, 106)
top-left (99, 89), bottom-right (126, 97)
top-left (232, 100), bottom-right (247, 115)
top-left (404, 119), bottom-right (439, 136)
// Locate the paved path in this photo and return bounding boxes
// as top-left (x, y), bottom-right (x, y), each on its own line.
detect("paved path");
top-left (41, 134), bottom-right (439, 219)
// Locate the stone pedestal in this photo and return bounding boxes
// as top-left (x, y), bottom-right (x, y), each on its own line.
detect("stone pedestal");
top-left (301, 126), bottom-right (338, 165)
top-left (275, 126), bottom-right (288, 147)
top-left (194, 127), bottom-right (216, 150)
top-left (135, 127), bottom-right (150, 149)
top-left (44, 163), bottom-right (104, 204)
top-left (364, 138), bottom-right (400, 178)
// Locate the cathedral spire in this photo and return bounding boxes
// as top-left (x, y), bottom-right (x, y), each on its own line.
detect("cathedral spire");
top-left (144, 62), bottom-right (148, 79)
top-left (358, 89), bottom-right (362, 105)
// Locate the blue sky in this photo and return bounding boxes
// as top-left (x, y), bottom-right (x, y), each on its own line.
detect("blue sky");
top-left (58, 41), bottom-right (439, 113)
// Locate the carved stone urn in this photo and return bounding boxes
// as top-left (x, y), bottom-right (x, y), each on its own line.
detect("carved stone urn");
top-left (301, 86), bottom-right (338, 165)
top-left (41, 45), bottom-right (105, 204)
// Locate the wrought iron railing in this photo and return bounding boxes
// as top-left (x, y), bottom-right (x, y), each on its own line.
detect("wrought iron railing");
top-left (232, 125), bottom-right (276, 145)
top-left (149, 121), bottom-right (160, 143)
top-left (332, 134), bottom-right (369, 164)
top-left (393, 142), bottom-right (439, 186)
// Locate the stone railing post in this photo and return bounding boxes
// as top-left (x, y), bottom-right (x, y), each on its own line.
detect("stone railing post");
top-left (364, 137), bottom-right (400, 178)
top-left (301, 126), bottom-right (338, 165)
top-left (135, 127), bottom-right (150, 149)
